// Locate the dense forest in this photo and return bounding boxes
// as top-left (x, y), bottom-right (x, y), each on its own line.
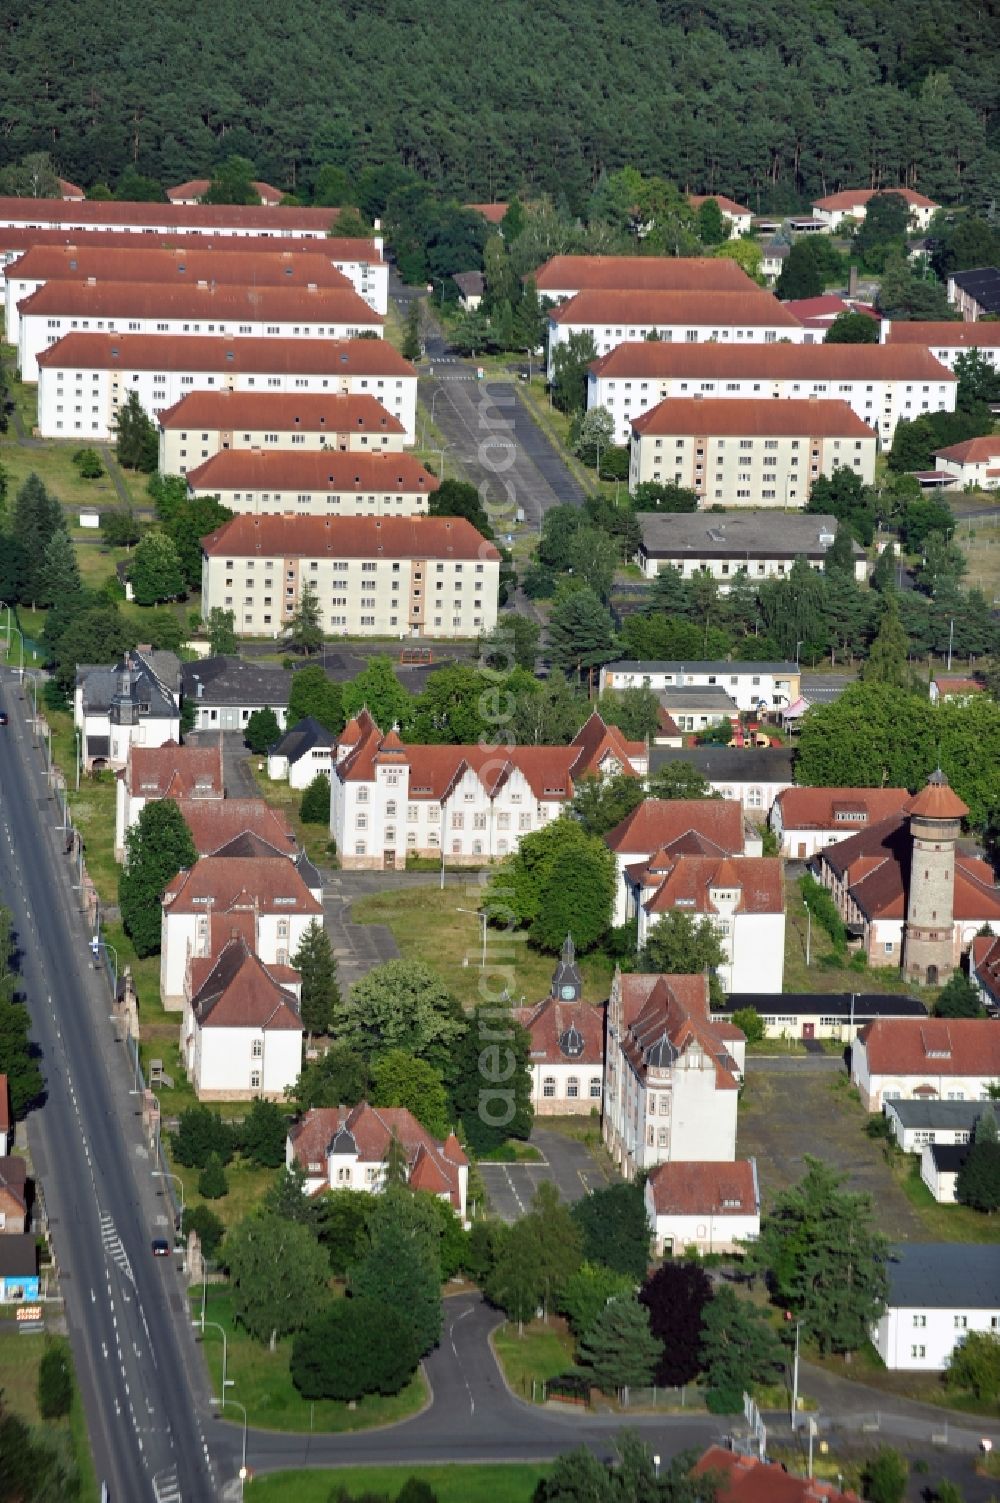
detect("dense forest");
top-left (0, 0), bottom-right (997, 214)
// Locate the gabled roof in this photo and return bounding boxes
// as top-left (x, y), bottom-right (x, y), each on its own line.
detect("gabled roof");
top-left (287, 1102), bottom-right (467, 1209)
top-left (532, 254), bottom-right (754, 294)
top-left (642, 856), bottom-right (783, 917)
top-left (887, 321), bottom-right (1000, 349)
top-left (186, 449), bottom-right (437, 495)
top-left (167, 178), bottom-right (283, 205)
top-left (514, 997), bottom-right (605, 1066)
top-left (465, 202), bottom-right (508, 224)
top-left (605, 797), bottom-right (745, 856)
top-left (857, 1018), bottom-right (1000, 1079)
top-left (973, 933), bottom-right (1000, 1002)
top-left (588, 340), bottom-right (955, 382)
top-left (774, 786), bottom-right (910, 830)
top-left (646, 1158), bottom-right (757, 1216)
top-left (0, 226), bottom-right (382, 264)
top-left (631, 397), bottom-right (875, 440)
top-left (189, 936), bottom-right (301, 1030)
top-left (38, 332), bottom-right (416, 377)
top-left (552, 288), bottom-right (802, 328)
top-left (883, 1098), bottom-right (986, 1129)
top-left (181, 656), bottom-right (292, 709)
top-left (124, 742), bottom-right (224, 799)
top-left (9, 244), bottom-right (350, 290)
top-left (162, 856), bottom-right (322, 915)
top-left (176, 798), bottom-right (296, 857)
top-left (693, 1446), bottom-right (860, 1501)
top-left (20, 278), bottom-right (381, 326)
top-left (157, 389), bottom-right (405, 434)
top-left (270, 716), bottom-right (337, 763)
top-left (812, 187), bottom-right (938, 211)
top-left (200, 514), bottom-right (499, 562)
top-left (818, 812), bottom-right (1000, 922)
top-left (616, 972), bottom-right (741, 1090)
top-left (689, 194), bottom-right (752, 218)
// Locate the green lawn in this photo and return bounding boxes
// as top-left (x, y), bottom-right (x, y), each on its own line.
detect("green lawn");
top-left (0, 1330), bottom-right (99, 1501)
top-left (784, 877), bottom-right (913, 995)
top-left (491, 1318), bottom-right (576, 1401)
top-left (957, 515), bottom-right (1000, 602)
top-left (252, 1464), bottom-right (551, 1502)
top-left (251, 766), bottom-right (339, 868)
top-left (890, 1154), bottom-right (1000, 1245)
top-left (192, 1287), bottom-right (429, 1432)
top-left (351, 885), bottom-right (614, 1009)
top-left (173, 1159), bottom-right (277, 1231)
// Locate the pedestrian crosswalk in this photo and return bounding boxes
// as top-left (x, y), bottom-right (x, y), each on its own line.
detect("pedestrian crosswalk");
top-left (99, 1210), bottom-right (135, 1285)
top-left (152, 1465), bottom-right (181, 1503)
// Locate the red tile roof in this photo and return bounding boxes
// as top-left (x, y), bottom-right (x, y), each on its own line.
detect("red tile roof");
top-left (167, 178), bottom-right (283, 205)
top-left (643, 855), bottom-right (784, 916)
top-left (0, 196), bottom-right (341, 232)
top-left (631, 396), bottom-right (875, 440)
top-left (7, 244), bottom-right (350, 290)
top-left (646, 1159), bottom-right (757, 1216)
top-left (781, 295), bottom-right (878, 322)
top-left (288, 1102), bottom-right (467, 1208)
top-left (818, 813), bottom-right (1000, 923)
top-left (533, 255), bottom-right (754, 294)
top-left (813, 187), bottom-right (938, 211)
top-left (589, 340), bottom-right (954, 382)
top-left (552, 289), bottom-right (802, 328)
top-left (38, 332), bottom-right (413, 376)
top-left (157, 389), bottom-right (405, 434)
top-left (514, 997), bottom-right (605, 1066)
top-left (186, 450), bottom-right (437, 495)
top-left (887, 321), bottom-right (1000, 348)
top-left (973, 934), bottom-right (1000, 1001)
top-left (693, 1446), bottom-right (861, 1501)
top-left (123, 742), bottom-right (224, 799)
top-left (189, 937), bottom-right (301, 1030)
top-left (617, 972), bottom-right (741, 1090)
top-left (935, 437), bottom-right (1000, 464)
top-left (605, 797), bottom-right (745, 856)
top-left (19, 279), bottom-right (381, 325)
top-left (774, 786), bottom-right (910, 831)
top-left (162, 856), bottom-right (322, 915)
top-left (689, 194), bottom-right (752, 218)
top-left (465, 203), bottom-right (508, 224)
top-left (201, 513), bottom-right (498, 562)
top-left (0, 1077), bottom-right (9, 1135)
top-left (176, 798), bottom-right (296, 857)
top-left (857, 1017), bottom-right (1000, 1078)
top-left (0, 226), bottom-right (382, 263)
top-left (932, 676), bottom-right (983, 695)
top-left (58, 179), bottom-right (85, 200)
top-left (905, 773), bottom-right (968, 821)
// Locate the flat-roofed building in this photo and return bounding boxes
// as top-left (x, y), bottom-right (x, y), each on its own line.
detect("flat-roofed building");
top-left (200, 514), bottom-right (500, 640)
top-left (0, 227), bottom-right (388, 310)
top-left (159, 391), bottom-right (407, 474)
top-left (547, 289), bottom-right (805, 378)
top-left (19, 279), bottom-right (382, 381)
top-left (885, 320), bottom-right (1000, 370)
top-left (811, 187), bottom-right (939, 232)
top-left (37, 334), bottom-right (417, 442)
top-left (0, 195), bottom-right (342, 238)
top-left (636, 510), bottom-right (866, 586)
top-left (714, 991), bottom-right (928, 1044)
top-left (601, 660), bottom-right (801, 714)
top-left (4, 244), bottom-right (354, 342)
top-left (587, 341), bottom-right (955, 447)
top-left (629, 397), bottom-right (877, 505)
top-left (186, 450), bottom-right (438, 517)
top-left (531, 254), bottom-right (756, 304)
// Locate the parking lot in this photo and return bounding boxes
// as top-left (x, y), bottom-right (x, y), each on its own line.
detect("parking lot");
top-left (478, 1125), bottom-right (616, 1222)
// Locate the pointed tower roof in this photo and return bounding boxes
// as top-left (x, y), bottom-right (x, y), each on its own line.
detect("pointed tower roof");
top-left (551, 933), bottom-right (583, 1001)
top-left (906, 769), bottom-right (968, 821)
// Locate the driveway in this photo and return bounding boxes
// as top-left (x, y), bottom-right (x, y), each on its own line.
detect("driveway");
top-left (800, 672), bottom-right (854, 705)
top-left (479, 1125), bottom-right (617, 1222)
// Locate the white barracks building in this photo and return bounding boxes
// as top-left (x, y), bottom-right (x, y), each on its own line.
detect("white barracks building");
top-left (200, 514), bottom-right (500, 639)
top-left (186, 450), bottom-right (438, 518)
top-left (19, 279), bottom-right (381, 381)
top-left (588, 342), bottom-right (957, 448)
top-left (158, 390), bottom-right (407, 474)
top-left (37, 334), bottom-right (418, 442)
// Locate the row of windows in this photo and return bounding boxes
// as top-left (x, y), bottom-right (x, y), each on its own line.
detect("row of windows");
top-left (605, 379), bottom-right (947, 395)
top-left (354, 836), bottom-right (513, 856)
top-left (46, 316), bottom-right (372, 337)
top-left (542, 1077), bottom-right (601, 1098)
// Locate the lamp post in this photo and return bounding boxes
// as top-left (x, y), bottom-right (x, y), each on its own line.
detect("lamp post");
top-left (196, 1317), bottom-right (229, 1394)
top-left (435, 442), bottom-right (452, 481)
top-left (90, 928), bottom-right (119, 1000)
top-left (0, 603), bottom-right (24, 682)
top-left (212, 1395), bottom-right (248, 1498)
top-left (456, 907), bottom-right (487, 969)
top-left (785, 1313), bottom-right (802, 1428)
top-left (152, 1170), bottom-right (185, 1228)
top-left (794, 639), bottom-right (803, 668)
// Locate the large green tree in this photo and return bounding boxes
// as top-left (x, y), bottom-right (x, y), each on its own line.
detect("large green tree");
top-left (934, 973), bottom-right (985, 1019)
top-left (335, 960), bottom-right (466, 1079)
top-left (349, 1187), bottom-right (443, 1357)
top-left (244, 706), bottom-right (281, 754)
top-left (289, 1044), bottom-right (369, 1111)
top-left (557, 1262), bottom-right (636, 1339)
top-left (114, 390), bottom-right (159, 471)
top-left (287, 665), bottom-right (344, 732)
top-left (638, 1260), bottom-right (713, 1387)
top-left (290, 1297), bottom-right (419, 1400)
top-left (36, 528), bottom-right (82, 610)
top-left (118, 800), bottom-right (197, 957)
top-left (825, 311), bottom-right (879, 344)
top-left (287, 581), bottom-right (324, 655)
top-left (639, 911), bottom-right (726, 994)
top-left (699, 1286), bottom-right (785, 1413)
top-left (551, 331), bottom-right (597, 415)
top-left (10, 474), bottom-right (64, 604)
top-left (371, 1049), bottom-right (452, 1138)
top-left (224, 1212), bottom-right (330, 1349)
top-left (291, 919), bottom-right (340, 1041)
top-left (860, 595), bottom-right (911, 689)
top-left (452, 996), bottom-right (533, 1154)
top-left (571, 1181), bottom-right (650, 1280)
top-left (747, 1157), bottom-right (888, 1355)
top-left (129, 530), bottom-right (185, 604)
top-left (485, 817), bottom-right (616, 952)
top-left (341, 655), bottom-right (413, 729)
top-left (205, 608), bottom-right (237, 656)
top-left (578, 1296), bottom-right (661, 1393)
top-left (946, 1329), bottom-right (1000, 1402)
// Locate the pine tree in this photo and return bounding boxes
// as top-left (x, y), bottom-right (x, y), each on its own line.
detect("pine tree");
top-left (287, 581), bottom-right (324, 655)
top-left (401, 301), bottom-right (422, 361)
top-left (197, 1152), bottom-right (228, 1200)
top-left (12, 474), bottom-right (63, 602)
top-left (577, 1297), bottom-right (661, 1394)
top-left (37, 1344), bottom-right (73, 1420)
top-left (291, 919), bottom-right (340, 1041)
top-left (36, 528), bottom-right (82, 609)
top-left (861, 595), bottom-right (911, 689)
top-left (114, 390), bottom-right (158, 471)
top-left (546, 588), bottom-right (615, 679)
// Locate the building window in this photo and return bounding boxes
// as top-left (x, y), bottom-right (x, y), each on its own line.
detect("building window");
top-left (589, 1077), bottom-right (601, 1098)
top-left (251, 1039), bottom-right (263, 1059)
top-left (954, 1315), bottom-right (968, 1330)
top-left (567, 1077), bottom-right (579, 1099)
top-left (912, 1314), bottom-right (926, 1327)
top-left (250, 1070), bottom-right (261, 1089)
top-left (542, 1077), bottom-right (555, 1098)
top-left (911, 1345), bottom-right (926, 1359)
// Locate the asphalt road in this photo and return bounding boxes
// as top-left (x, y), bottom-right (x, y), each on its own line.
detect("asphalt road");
top-left (0, 672), bottom-right (219, 1502)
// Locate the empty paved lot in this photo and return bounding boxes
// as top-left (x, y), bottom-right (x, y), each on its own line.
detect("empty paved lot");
top-left (479, 1125), bottom-right (616, 1222)
top-left (737, 1066), bottom-right (926, 1239)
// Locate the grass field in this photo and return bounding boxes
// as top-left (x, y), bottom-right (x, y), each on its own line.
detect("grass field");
top-left (0, 1330), bottom-right (99, 1501)
top-left (889, 1152), bottom-right (1000, 1245)
top-left (784, 876), bottom-right (913, 995)
top-left (956, 513), bottom-right (1000, 603)
top-left (351, 885), bottom-right (615, 1009)
top-left (252, 1463), bottom-right (552, 1502)
top-left (492, 1318), bottom-right (576, 1401)
top-left (193, 1287), bottom-right (428, 1432)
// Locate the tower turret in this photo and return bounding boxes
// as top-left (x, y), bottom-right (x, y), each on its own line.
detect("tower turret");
top-left (902, 770), bottom-right (968, 985)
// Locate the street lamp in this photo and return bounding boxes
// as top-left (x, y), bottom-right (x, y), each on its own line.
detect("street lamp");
top-left (90, 929), bottom-right (119, 1000)
top-left (785, 1312), bottom-right (802, 1428)
top-left (0, 604), bottom-right (24, 683)
top-left (435, 441), bottom-right (452, 481)
top-left (195, 1317), bottom-right (229, 1395)
top-left (794, 639), bottom-right (803, 667)
top-left (456, 907), bottom-right (487, 970)
top-left (152, 1170), bottom-right (185, 1227)
top-left (211, 1395), bottom-right (248, 1498)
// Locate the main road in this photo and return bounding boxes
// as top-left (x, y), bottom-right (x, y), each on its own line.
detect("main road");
top-left (0, 670), bottom-right (220, 1502)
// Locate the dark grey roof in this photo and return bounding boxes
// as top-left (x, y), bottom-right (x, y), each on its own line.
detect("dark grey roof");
top-left (884, 1100), bottom-right (985, 1131)
top-left (294, 851), bottom-right (323, 891)
top-left (927, 1144), bottom-right (968, 1174)
top-left (646, 1034), bottom-right (678, 1068)
top-left (86, 735), bottom-right (110, 759)
top-left (649, 745), bottom-right (796, 782)
top-left (0, 1234), bottom-right (37, 1277)
top-left (949, 267), bottom-right (1000, 313)
top-left (270, 715), bottom-right (337, 762)
top-left (607, 660), bottom-right (798, 677)
top-left (329, 1125), bottom-right (357, 1156)
top-left (659, 684), bottom-right (739, 709)
top-left (182, 656), bottom-right (292, 709)
top-left (78, 651), bottom-right (179, 722)
top-left (211, 832), bottom-right (290, 861)
top-left (453, 270), bottom-right (485, 297)
top-left (717, 992), bottom-right (927, 1020)
top-left (638, 512), bottom-right (863, 561)
top-left (886, 1243), bottom-right (1000, 1310)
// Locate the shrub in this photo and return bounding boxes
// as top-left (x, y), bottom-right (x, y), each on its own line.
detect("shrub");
top-left (197, 1152), bottom-right (229, 1200)
top-left (180, 1203), bottom-right (226, 1260)
top-left (300, 772), bottom-right (331, 825)
top-left (37, 1343), bottom-right (73, 1420)
top-left (173, 1106), bottom-right (236, 1168)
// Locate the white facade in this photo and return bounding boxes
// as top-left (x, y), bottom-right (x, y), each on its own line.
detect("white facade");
top-left (267, 744), bottom-right (334, 790)
top-left (601, 661), bottom-right (801, 713)
top-left (644, 1162), bottom-right (760, 1257)
top-left (852, 1047), bottom-right (999, 1113)
top-left (636, 514), bottom-right (867, 589)
top-left (874, 1303), bottom-right (999, 1372)
top-left (159, 410), bottom-right (405, 476)
top-left (811, 192), bottom-right (938, 233)
top-left (38, 351), bottom-right (418, 442)
top-left (639, 900), bottom-right (785, 993)
top-left (549, 309), bottom-right (806, 379)
top-left (160, 904), bottom-right (317, 1008)
top-left (919, 1145), bottom-right (961, 1203)
top-left (182, 1008), bottom-right (302, 1101)
top-left (0, 199), bottom-right (341, 239)
top-left (20, 297), bottom-right (381, 383)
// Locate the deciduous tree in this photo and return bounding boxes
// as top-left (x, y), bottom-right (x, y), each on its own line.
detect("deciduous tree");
top-left (825, 311), bottom-right (880, 344)
top-left (206, 607), bottom-right (237, 656)
top-left (291, 1297), bottom-right (419, 1400)
top-left (639, 1260), bottom-right (713, 1387)
top-left (299, 771), bottom-right (331, 824)
top-left (551, 331), bottom-right (597, 414)
top-left (639, 912), bottom-right (726, 995)
top-left (336, 960), bottom-right (466, 1079)
top-left (244, 706), bottom-right (281, 754)
top-left (287, 664), bottom-right (344, 732)
top-left (557, 1262), bottom-right (636, 1338)
top-left (37, 1344), bottom-right (73, 1421)
top-left (946, 1329), bottom-right (1000, 1402)
top-left (241, 1100), bottom-right (288, 1168)
top-left (224, 1212), bottom-right (330, 1349)
top-left (934, 973), bottom-right (985, 1019)
top-left (485, 817), bottom-right (616, 952)
top-left (341, 655), bottom-right (413, 730)
top-left (371, 1049), bottom-right (452, 1137)
top-left (129, 530), bottom-right (185, 604)
top-left (452, 996), bottom-right (533, 1154)
top-left (119, 799), bottom-right (197, 957)
top-left (571, 1181), bottom-right (650, 1280)
top-left (290, 1043), bottom-right (369, 1111)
